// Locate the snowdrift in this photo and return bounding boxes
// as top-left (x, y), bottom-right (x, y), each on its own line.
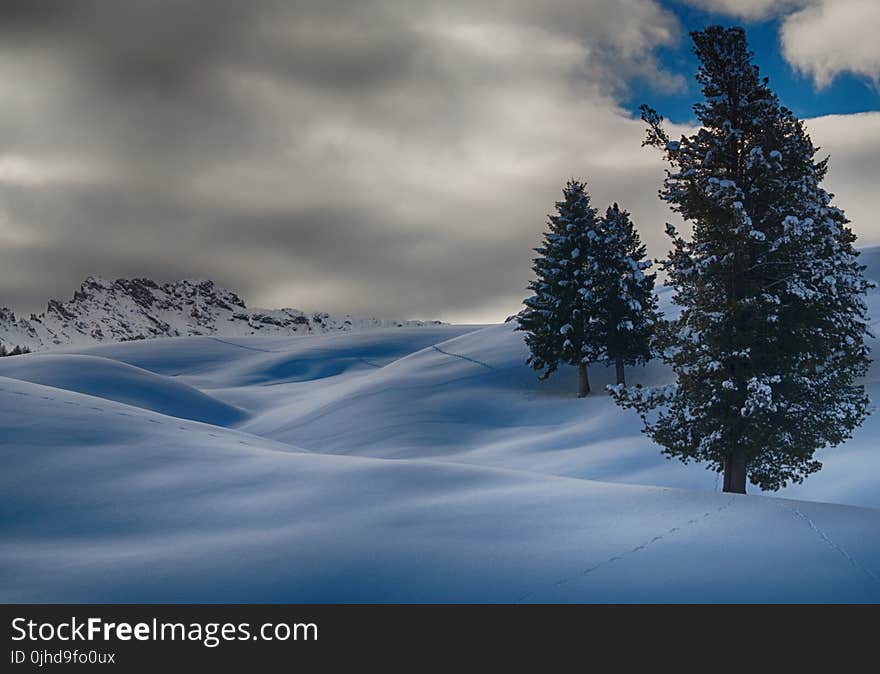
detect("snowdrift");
top-left (233, 247), bottom-right (880, 508)
top-left (2, 377), bottom-right (878, 602)
top-left (0, 354), bottom-right (246, 426)
top-left (1, 247), bottom-right (878, 601)
top-left (63, 326), bottom-right (476, 388)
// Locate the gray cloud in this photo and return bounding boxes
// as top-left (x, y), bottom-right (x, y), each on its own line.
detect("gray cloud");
top-left (0, 1), bottom-right (876, 323)
top-left (678, 1), bottom-right (808, 21)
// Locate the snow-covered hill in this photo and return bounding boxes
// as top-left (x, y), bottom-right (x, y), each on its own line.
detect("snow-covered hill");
top-left (0, 248), bottom-right (878, 602)
top-left (0, 276), bottom-right (442, 351)
top-left (2, 374), bottom-right (879, 602)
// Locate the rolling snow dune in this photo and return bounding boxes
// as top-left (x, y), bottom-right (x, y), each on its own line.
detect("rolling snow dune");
top-left (1, 377), bottom-right (879, 603)
top-left (228, 247), bottom-right (880, 507)
top-left (233, 322), bottom-right (880, 507)
top-left (62, 326), bottom-right (477, 388)
top-left (0, 249), bottom-right (878, 602)
top-left (0, 354), bottom-right (246, 426)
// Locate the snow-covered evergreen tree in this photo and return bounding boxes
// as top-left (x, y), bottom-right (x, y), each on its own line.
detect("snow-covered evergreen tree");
top-left (518, 180), bottom-right (602, 397)
top-left (611, 26), bottom-right (873, 493)
top-left (589, 203), bottom-right (659, 385)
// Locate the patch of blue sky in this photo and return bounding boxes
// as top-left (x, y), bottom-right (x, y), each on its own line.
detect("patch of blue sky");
top-left (622, 2), bottom-right (879, 124)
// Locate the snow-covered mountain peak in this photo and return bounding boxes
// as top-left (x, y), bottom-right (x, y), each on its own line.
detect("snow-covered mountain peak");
top-left (0, 277), bottom-right (441, 351)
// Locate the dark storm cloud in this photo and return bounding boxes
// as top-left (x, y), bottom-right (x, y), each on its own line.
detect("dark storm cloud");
top-left (15, 0), bottom-right (874, 322)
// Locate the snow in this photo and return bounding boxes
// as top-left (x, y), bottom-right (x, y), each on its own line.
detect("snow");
top-left (0, 354), bottom-right (246, 426)
top-left (0, 277), bottom-right (443, 352)
top-left (1, 249), bottom-right (880, 602)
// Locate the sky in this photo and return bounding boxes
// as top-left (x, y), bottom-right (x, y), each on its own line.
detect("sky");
top-left (0, 0), bottom-right (878, 323)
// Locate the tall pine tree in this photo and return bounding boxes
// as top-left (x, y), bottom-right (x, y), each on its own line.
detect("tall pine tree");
top-left (612, 26), bottom-right (873, 493)
top-left (518, 180), bottom-right (601, 397)
top-left (589, 203), bottom-right (659, 386)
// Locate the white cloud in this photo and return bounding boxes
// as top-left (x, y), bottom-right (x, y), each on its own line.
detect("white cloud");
top-left (679, 0), bottom-right (807, 20)
top-left (683, 0), bottom-right (880, 88)
top-left (803, 112), bottom-right (880, 248)
top-left (781, 0), bottom-right (880, 88)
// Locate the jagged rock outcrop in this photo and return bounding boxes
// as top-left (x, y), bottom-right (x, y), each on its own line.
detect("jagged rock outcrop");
top-left (0, 277), bottom-right (441, 351)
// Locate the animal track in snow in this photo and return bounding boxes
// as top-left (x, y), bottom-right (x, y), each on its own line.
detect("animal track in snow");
top-left (515, 496), bottom-right (737, 603)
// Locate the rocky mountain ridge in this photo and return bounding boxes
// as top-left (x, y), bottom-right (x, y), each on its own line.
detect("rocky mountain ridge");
top-left (0, 277), bottom-right (441, 351)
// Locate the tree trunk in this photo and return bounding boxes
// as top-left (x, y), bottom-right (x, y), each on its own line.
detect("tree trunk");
top-left (577, 363), bottom-right (590, 398)
top-left (722, 448), bottom-right (747, 494)
top-left (615, 355), bottom-right (626, 386)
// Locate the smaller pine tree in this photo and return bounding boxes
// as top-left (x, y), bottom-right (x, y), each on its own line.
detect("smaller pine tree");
top-left (587, 204), bottom-right (659, 386)
top-left (518, 180), bottom-right (602, 397)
